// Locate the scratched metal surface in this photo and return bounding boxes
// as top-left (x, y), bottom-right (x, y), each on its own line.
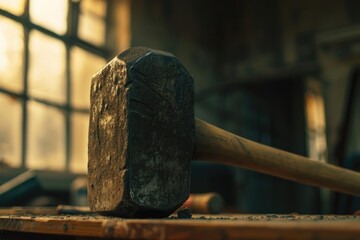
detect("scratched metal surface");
top-left (88, 47), bottom-right (195, 218)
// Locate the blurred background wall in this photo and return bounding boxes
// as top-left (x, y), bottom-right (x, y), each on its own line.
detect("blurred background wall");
top-left (0, 0), bottom-right (359, 214)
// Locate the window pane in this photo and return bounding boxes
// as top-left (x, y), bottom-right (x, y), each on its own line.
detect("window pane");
top-left (27, 101), bottom-right (66, 170)
top-left (71, 47), bottom-right (106, 108)
top-left (0, 93), bottom-right (22, 167)
top-left (305, 91), bottom-right (327, 161)
top-left (29, 0), bottom-right (68, 35)
top-left (78, 0), bottom-right (106, 46)
top-left (0, 16), bottom-right (24, 93)
top-left (0, 0), bottom-right (26, 16)
top-left (70, 113), bottom-right (89, 173)
top-left (29, 30), bottom-right (66, 104)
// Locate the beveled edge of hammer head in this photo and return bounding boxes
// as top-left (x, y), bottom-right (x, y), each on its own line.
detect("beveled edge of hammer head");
top-left (88, 47), bottom-right (195, 218)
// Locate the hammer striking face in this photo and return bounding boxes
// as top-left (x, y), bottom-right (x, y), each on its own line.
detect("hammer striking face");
top-left (88, 47), bottom-right (195, 218)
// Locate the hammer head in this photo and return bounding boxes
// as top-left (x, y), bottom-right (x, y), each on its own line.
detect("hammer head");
top-left (88, 47), bottom-right (195, 218)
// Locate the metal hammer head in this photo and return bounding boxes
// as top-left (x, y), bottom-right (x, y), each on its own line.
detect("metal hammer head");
top-left (88, 47), bottom-right (195, 218)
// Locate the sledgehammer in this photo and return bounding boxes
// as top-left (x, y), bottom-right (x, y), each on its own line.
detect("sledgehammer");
top-left (88, 47), bottom-right (360, 218)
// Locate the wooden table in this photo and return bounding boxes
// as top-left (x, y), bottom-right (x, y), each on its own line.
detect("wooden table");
top-left (1, 214), bottom-right (360, 239)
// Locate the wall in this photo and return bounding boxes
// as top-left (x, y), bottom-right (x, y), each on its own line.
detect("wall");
top-left (129, 0), bottom-right (360, 213)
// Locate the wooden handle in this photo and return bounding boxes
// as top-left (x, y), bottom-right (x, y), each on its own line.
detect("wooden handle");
top-left (182, 193), bottom-right (224, 214)
top-left (194, 118), bottom-right (360, 196)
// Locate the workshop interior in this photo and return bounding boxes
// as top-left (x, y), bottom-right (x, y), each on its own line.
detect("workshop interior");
top-left (1, 0), bottom-right (360, 217)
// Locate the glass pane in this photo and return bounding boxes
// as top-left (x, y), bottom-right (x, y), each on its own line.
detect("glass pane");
top-left (27, 101), bottom-right (66, 170)
top-left (305, 91), bottom-right (328, 162)
top-left (71, 47), bottom-right (106, 108)
top-left (70, 113), bottom-right (89, 173)
top-left (29, 30), bottom-right (66, 104)
top-left (0, 16), bottom-right (24, 93)
top-left (29, 0), bottom-right (68, 35)
top-left (0, 93), bottom-right (22, 167)
top-left (0, 0), bottom-right (26, 16)
top-left (78, 0), bottom-right (106, 46)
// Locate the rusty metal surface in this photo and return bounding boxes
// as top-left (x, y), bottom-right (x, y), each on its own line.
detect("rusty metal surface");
top-left (1, 214), bottom-right (360, 239)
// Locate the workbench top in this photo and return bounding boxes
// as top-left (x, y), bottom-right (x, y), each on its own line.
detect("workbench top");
top-left (1, 214), bottom-right (360, 239)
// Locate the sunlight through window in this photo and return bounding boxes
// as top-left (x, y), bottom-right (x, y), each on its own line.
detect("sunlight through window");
top-left (30, 0), bottom-right (68, 35)
top-left (0, 16), bottom-right (24, 93)
top-left (0, 0), bottom-right (25, 16)
top-left (0, 93), bottom-right (22, 167)
top-left (29, 30), bottom-right (66, 103)
top-left (78, 0), bottom-right (106, 46)
top-left (27, 101), bottom-right (66, 170)
top-left (305, 80), bottom-right (328, 162)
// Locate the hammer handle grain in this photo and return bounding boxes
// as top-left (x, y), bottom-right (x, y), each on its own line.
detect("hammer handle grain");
top-left (194, 118), bottom-right (360, 196)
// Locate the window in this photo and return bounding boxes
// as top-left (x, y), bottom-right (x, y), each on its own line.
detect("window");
top-left (305, 78), bottom-right (328, 162)
top-left (0, 0), bottom-right (129, 173)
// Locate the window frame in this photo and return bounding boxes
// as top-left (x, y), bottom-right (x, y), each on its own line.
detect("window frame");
top-left (0, 0), bottom-right (113, 171)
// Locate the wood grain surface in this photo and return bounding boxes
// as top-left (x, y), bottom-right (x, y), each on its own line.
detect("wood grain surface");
top-left (194, 118), bottom-right (360, 196)
top-left (1, 214), bottom-right (360, 239)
